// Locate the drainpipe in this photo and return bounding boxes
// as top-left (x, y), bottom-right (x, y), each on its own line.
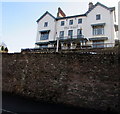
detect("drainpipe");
top-left (56, 37), bottom-right (59, 52)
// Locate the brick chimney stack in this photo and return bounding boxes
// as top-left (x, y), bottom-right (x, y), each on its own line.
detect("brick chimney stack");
top-left (88, 2), bottom-right (94, 10)
top-left (57, 7), bottom-right (66, 17)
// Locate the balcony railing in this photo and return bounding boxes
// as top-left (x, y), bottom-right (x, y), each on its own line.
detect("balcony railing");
top-left (91, 43), bottom-right (115, 48)
top-left (59, 35), bottom-right (84, 40)
top-left (21, 43), bottom-right (115, 53)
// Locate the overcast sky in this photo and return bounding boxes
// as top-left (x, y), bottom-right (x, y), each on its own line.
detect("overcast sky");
top-left (1, 0), bottom-right (119, 53)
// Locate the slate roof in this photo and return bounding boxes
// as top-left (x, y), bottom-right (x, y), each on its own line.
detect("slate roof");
top-left (36, 2), bottom-right (115, 22)
top-left (85, 2), bottom-right (115, 15)
top-left (36, 11), bottom-right (56, 22)
top-left (56, 14), bottom-right (86, 20)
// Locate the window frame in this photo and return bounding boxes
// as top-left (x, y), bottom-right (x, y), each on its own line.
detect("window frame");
top-left (93, 25), bottom-right (104, 36)
top-left (61, 21), bottom-right (65, 26)
top-left (96, 14), bottom-right (101, 20)
top-left (59, 31), bottom-right (64, 39)
top-left (69, 20), bottom-right (73, 25)
top-left (93, 40), bottom-right (104, 48)
top-left (78, 19), bottom-right (82, 24)
top-left (40, 32), bottom-right (49, 40)
top-left (68, 30), bottom-right (73, 38)
top-left (44, 22), bottom-right (48, 27)
top-left (77, 29), bottom-right (82, 38)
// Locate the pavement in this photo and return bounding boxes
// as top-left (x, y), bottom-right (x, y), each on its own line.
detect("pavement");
top-left (1, 92), bottom-right (116, 114)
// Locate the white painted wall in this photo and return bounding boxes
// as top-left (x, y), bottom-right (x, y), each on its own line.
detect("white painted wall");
top-left (86, 5), bottom-right (115, 46)
top-left (56, 16), bottom-right (86, 38)
top-left (36, 4), bottom-right (117, 48)
top-left (36, 13), bottom-right (56, 47)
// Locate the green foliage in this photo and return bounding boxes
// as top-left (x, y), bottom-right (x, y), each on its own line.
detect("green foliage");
top-left (1, 46), bottom-right (4, 51)
top-left (5, 47), bottom-right (8, 52)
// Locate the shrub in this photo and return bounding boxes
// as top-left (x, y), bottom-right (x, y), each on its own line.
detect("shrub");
top-left (1, 46), bottom-right (4, 51)
top-left (4, 47), bottom-right (8, 52)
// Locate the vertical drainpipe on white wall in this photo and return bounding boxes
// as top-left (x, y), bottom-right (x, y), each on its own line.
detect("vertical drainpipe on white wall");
top-left (55, 20), bottom-right (59, 52)
top-left (110, 10), bottom-right (114, 47)
top-left (35, 22), bottom-right (39, 48)
top-left (54, 19), bottom-right (57, 42)
top-left (54, 19), bottom-right (58, 52)
top-left (56, 37), bottom-right (59, 52)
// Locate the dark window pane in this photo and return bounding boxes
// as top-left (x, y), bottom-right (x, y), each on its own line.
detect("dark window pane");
top-left (59, 31), bottom-right (64, 39)
top-left (78, 19), bottom-right (82, 24)
top-left (69, 20), bottom-right (73, 25)
top-left (61, 21), bottom-right (65, 26)
top-left (40, 32), bottom-right (49, 40)
top-left (68, 30), bottom-right (73, 38)
top-left (93, 41), bottom-right (104, 48)
top-left (93, 26), bottom-right (104, 35)
top-left (44, 22), bottom-right (48, 27)
top-left (96, 14), bottom-right (101, 20)
top-left (77, 29), bottom-right (82, 38)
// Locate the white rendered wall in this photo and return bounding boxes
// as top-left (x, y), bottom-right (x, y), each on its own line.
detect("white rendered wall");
top-left (36, 14), bottom-right (56, 45)
top-left (56, 16), bottom-right (86, 38)
top-left (35, 4), bottom-right (116, 48)
top-left (56, 5), bottom-right (116, 46)
top-left (86, 5), bottom-right (115, 46)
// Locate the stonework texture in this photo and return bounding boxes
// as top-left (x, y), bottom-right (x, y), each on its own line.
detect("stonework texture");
top-left (2, 52), bottom-right (120, 113)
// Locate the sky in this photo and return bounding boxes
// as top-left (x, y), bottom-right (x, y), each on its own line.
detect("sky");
top-left (1, 0), bottom-right (119, 53)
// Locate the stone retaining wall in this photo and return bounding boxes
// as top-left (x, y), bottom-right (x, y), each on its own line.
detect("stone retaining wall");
top-left (2, 52), bottom-right (120, 113)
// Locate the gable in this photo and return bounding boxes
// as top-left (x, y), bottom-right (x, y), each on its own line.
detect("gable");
top-left (86, 2), bottom-right (115, 15)
top-left (36, 11), bottom-right (55, 23)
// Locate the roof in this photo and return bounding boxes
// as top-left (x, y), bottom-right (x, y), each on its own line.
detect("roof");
top-left (91, 23), bottom-right (106, 26)
top-left (36, 2), bottom-right (115, 22)
top-left (37, 11), bottom-right (86, 22)
top-left (39, 30), bottom-right (50, 33)
top-left (89, 37), bottom-right (108, 41)
top-left (35, 41), bottom-right (57, 45)
top-left (35, 41), bottom-right (50, 45)
top-left (36, 11), bottom-right (56, 23)
top-left (56, 14), bottom-right (86, 20)
top-left (85, 2), bottom-right (115, 15)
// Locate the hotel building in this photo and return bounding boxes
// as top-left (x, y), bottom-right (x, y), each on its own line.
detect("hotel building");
top-left (35, 2), bottom-right (118, 50)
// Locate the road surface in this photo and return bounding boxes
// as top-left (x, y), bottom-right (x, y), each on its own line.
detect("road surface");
top-left (1, 92), bottom-right (116, 114)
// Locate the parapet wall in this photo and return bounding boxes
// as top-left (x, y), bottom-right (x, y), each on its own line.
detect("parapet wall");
top-left (2, 52), bottom-right (120, 113)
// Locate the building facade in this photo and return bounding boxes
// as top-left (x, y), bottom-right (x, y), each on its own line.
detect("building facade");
top-left (35, 2), bottom-right (118, 50)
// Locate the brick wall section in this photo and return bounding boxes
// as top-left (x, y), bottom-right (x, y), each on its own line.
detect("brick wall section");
top-left (2, 52), bottom-right (120, 112)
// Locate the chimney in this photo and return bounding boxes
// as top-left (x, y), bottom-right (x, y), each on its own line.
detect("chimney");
top-left (88, 2), bottom-right (94, 10)
top-left (57, 7), bottom-right (66, 17)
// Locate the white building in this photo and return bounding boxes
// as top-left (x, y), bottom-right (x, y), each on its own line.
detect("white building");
top-left (35, 2), bottom-right (118, 50)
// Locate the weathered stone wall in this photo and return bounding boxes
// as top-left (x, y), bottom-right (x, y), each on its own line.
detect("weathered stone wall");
top-left (2, 52), bottom-right (120, 113)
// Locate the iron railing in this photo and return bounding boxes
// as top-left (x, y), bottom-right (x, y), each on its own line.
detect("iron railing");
top-left (21, 43), bottom-right (115, 53)
top-left (59, 35), bottom-right (84, 40)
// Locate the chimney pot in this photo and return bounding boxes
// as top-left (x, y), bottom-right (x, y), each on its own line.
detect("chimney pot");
top-left (88, 2), bottom-right (94, 10)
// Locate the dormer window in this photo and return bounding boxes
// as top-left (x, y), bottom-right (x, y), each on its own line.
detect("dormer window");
top-left (96, 14), bottom-right (101, 20)
top-left (69, 20), bottom-right (73, 25)
top-left (44, 22), bottom-right (48, 27)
